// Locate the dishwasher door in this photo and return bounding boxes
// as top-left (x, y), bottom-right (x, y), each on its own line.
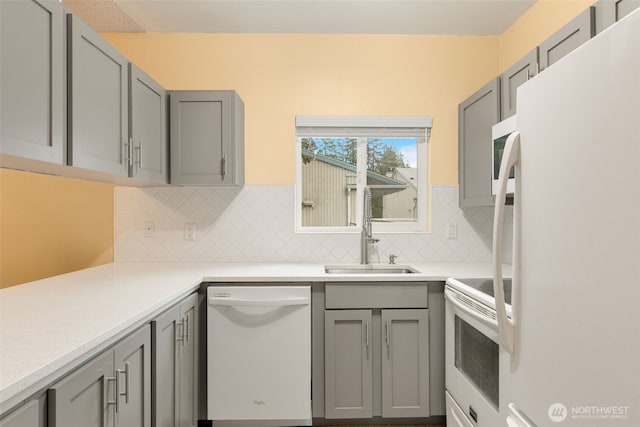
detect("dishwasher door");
top-left (207, 286), bottom-right (312, 426)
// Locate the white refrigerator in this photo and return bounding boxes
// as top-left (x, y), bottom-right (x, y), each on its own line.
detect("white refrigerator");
top-left (492, 7), bottom-right (640, 427)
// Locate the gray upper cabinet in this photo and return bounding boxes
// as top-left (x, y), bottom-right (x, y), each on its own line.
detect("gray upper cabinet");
top-left (539, 7), bottom-right (595, 71)
top-left (458, 78), bottom-right (500, 208)
top-left (0, 0), bottom-right (65, 163)
top-left (67, 13), bottom-right (129, 176)
top-left (169, 91), bottom-right (245, 186)
top-left (381, 309), bottom-right (429, 418)
top-left (324, 309), bottom-right (373, 419)
top-left (151, 293), bottom-right (199, 427)
top-left (595, 0), bottom-right (640, 34)
top-left (500, 48), bottom-right (538, 119)
top-left (48, 325), bottom-right (151, 427)
top-left (129, 64), bottom-right (167, 183)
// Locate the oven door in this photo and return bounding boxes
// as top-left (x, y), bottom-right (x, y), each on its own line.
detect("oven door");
top-left (445, 287), bottom-right (508, 427)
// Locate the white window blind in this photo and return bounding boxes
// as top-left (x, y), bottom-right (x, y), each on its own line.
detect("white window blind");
top-left (296, 116), bottom-right (432, 139)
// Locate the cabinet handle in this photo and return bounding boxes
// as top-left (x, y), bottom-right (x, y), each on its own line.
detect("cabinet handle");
top-left (176, 320), bottom-right (184, 343)
top-left (183, 314), bottom-right (189, 343)
top-left (135, 142), bottom-right (142, 168)
top-left (385, 320), bottom-right (390, 348)
top-left (364, 320), bottom-right (369, 353)
top-left (123, 139), bottom-right (133, 168)
top-left (221, 155), bottom-right (227, 177)
top-left (107, 374), bottom-right (120, 413)
top-left (119, 362), bottom-right (130, 404)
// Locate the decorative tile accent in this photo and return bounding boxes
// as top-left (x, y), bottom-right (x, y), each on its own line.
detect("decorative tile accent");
top-left (115, 185), bottom-right (512, 263)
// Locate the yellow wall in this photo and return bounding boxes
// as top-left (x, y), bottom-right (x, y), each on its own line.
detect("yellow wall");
top-left (0, 1), bottom-right (595, 287)
top-left (0, 169), bottom-right (114, 288)
top-left (104, 33), bottom-right (500, 187)
top-left (498, 0), bottom-right (595, 72)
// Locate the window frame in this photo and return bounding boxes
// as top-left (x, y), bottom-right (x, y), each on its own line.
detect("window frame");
top-left (295, 116), bottom-right (431, 234)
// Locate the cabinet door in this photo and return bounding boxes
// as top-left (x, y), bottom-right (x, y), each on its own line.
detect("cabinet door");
top-left (381, 309), bottom-right (429, 418)
top-left (500, 48), bottom-right (538, 119)
top-left (152, 305), bottom-right (181, 427)
top-left (48, 351), bottom-right (115, 427)
top-left (539, 7), bottom-right (595, 71)
top-left (595, 0), bottom-right (640, 33)
top-left (178, 294), bottom-right (198, 427)
top-left (67, 14), bottom-right (129, 176)
top-left (458, 78), bottom-right (500, 208)
top-left (169, 91), bottom-right (244, 186)
top-left (0, 396), bottom-right (45, 427)
top-left (324, 310), bottom-right (373, 419)
top-left (114, 325), bottom-right (151, 427)
top-left (0, 0), bottom-right (64, 163)
top-left (130, 64), bottom-right (167, 183)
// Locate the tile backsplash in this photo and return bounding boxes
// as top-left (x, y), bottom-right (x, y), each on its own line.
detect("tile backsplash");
top-left (115, 185), bottom-right (512, 264)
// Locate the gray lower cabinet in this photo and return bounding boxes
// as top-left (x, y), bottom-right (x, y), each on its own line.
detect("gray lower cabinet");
top-left (324, 307), bottom-right (430, 420)
top-left (500, 48), bottom-right (538, 119)
top-left (595, 0), bottom-right (640, 33)
top-left (114, 326), bottom-right (152, 427)
top-left (169, 91), bottom-right (245, 186)
top-left (67, 13), bottom-right (129, 176)
top-left (0, 0), bottom-right (65, 163)
top-left (539, 7), bottom-right (595, 71)
top-left (152, 293), bottom-right (198, 427)
top-left (0, 396), bottom-right (45, 427)
top-left (48, 325), bottom-right (151, 427)
top-left (324, 309), bottom-right (373, 419)
top-left (129, 64), bottom-right (167, 183)
top-left (381, 309), bottom-right (429, 418)
top-left (458, 78), bottom-right (500, 208)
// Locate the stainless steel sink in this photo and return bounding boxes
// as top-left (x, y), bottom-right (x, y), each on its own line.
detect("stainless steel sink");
top-left (324, 264), bottom-right (419, 274)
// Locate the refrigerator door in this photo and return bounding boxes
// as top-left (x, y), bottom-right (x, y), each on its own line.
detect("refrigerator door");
top-left (509, 8), bottom-right (640, 426)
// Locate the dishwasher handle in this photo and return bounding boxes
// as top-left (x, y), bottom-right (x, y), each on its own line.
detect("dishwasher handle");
top-left (208, 296), bottom-right (309, 307)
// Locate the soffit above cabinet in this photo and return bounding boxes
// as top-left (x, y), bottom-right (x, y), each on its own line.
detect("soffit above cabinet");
top-left (62, 0), bottom-right (145, 32)
top-left (61, 0), bottom-right (535, 35)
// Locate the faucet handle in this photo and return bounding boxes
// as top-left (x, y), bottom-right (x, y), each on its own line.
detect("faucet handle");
top-left (389, 254), bottom-right (398, 265)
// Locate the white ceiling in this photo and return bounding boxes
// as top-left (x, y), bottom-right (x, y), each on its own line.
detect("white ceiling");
top-left (62, 0), bottom-right (537, 35)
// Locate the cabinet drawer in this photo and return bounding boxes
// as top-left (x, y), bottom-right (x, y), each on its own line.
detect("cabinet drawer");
top-left (325, 283), bottom-right (428, 309)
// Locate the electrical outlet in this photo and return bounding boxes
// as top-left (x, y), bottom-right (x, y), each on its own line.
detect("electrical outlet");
top-left (447, 223), bottom-right (458, 240)
top-left (184, 223), bottom-right (197, 241)
top-left (143, 221), bottom-right (155, 238)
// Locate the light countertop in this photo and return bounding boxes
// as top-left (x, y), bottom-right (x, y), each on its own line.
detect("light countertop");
top-left (0, 261), bottom-right (509, 414)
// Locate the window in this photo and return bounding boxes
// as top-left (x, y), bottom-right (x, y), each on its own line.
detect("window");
top-left (295, 116), bottom-right (431, 232)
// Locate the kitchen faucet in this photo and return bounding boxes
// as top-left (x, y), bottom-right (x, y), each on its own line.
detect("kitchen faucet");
top-left (360, 187), bottom-right (379, 264)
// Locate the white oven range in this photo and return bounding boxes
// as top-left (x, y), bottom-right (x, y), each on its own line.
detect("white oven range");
top-left (444, 277), bottom-right (512, 427)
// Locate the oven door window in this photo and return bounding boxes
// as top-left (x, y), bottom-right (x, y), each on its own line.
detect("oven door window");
top-left (455, 315), bottom-right (499, 408)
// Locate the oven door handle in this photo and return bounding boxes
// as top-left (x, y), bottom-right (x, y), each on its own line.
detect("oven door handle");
top-left (493, 131), bottom-right (519, 355)
top-left (445, 289), bottom-right (498, 330)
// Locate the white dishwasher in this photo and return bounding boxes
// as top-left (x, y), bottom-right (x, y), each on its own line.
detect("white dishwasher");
top-left (207, 285), bottom-right (312, 426)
